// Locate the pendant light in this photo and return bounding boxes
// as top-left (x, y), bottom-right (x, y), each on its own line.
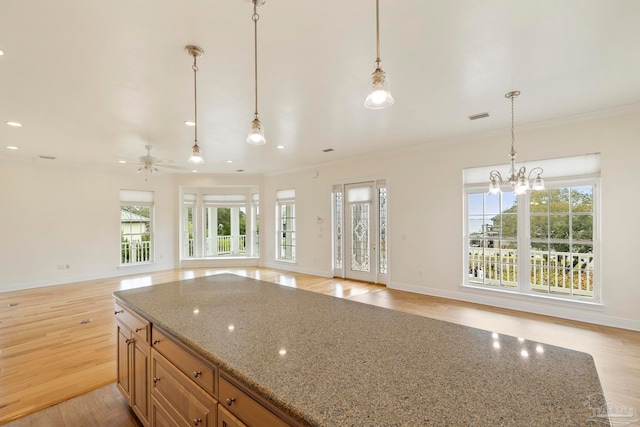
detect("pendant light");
top-left (247, 0), bottom-right (267, 145)
top-left (488, 91), bottom-right (544, 195)
top-left (186, 45), bottom-right (205, 164)
top-left (365, 0), bottom-right (394, 109)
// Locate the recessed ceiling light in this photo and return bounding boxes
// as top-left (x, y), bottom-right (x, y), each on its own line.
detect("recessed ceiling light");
top-left (192, 170), bottom-right (198, 173)
top-left (6, 121), bottom-right (22, 127)
top-left (226, 160), bottom-right (233, 164)
top-left (276, 145), bottom-right (285, 149)
top-left (118, 160), bottom-right (127, 164)
top-left (0, 49), bottom-right (4, 56)
top-left (6, 146), bottom-right (18, 150)
top-left (184, 121), bottom-right (196, 126)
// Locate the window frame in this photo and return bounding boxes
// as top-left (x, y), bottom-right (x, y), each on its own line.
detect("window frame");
top-left (120, 192), bottom-right (154, 267)
top-left (276, 190), bottom-right (296, 262)
top-left (463, 177), bottom-right (601, 303)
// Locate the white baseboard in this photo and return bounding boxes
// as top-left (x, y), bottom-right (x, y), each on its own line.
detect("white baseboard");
top-left (389, 281), bottom-right (640, 332)
top-left (1, 262), bottom-right (177, 293)
top-left (260, 261), bottom-right (332, 278)
top-left (180, 258), bottom-right (260, 269)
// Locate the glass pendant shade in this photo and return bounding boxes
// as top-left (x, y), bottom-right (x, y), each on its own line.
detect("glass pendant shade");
top-left (532, 175), bottom-right (545, 191)
top-left (188, 143), bottom-right (204, 164)
top-left (489, 179), bottom-right (501, 195)
top-left (365, 67), bottom-right (394, 109)
top-left (246, 117), bottom-right (266, 145)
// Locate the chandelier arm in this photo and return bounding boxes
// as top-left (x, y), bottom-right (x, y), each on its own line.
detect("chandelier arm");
top-left (489, 170), bottom-right (504, 184)
top-left (527, 166), bottom-right (544, 179)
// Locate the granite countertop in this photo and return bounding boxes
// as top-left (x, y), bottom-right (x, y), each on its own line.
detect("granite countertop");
top-left (113, 273), bottom-right (609, 427)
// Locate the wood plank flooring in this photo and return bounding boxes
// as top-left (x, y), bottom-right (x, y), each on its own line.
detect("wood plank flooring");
top-left (0, 267), bottom-right (638, 425)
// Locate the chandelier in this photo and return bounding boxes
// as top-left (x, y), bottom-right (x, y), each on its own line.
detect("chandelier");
top-left (488, 91), bottom-right (544, 195)
top-left (186, 45), bottom-right (205, 164)
top-left (364, 0), bottom-right (394, 109)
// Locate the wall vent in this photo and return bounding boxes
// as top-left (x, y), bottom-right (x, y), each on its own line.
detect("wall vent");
top-left (468, 112), bottom-right (490, 121)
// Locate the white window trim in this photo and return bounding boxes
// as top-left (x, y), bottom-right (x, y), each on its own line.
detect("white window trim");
top-left (463, 177), bottom-right (601, 305)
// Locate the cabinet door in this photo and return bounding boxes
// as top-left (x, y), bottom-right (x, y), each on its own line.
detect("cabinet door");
top-left (152, 350), bottom-right (217, 427)
top-left (152, 396), bottom-right (181, 427)
top-left (116, 321), bottom-right (132, 402)
top-left (218, 405), bottom-right (247, 427)
top-left (132, 340), bottom-right (150, 426)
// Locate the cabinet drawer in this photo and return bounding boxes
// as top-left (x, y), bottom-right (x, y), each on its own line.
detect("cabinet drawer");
top-left (151, 349), bottom-right (217, 427)
top-left (218, 405), bottom-right (246, 427)
top-left (219, 376), bottom-right (290, 427)
top-left (152, 396), bottom-right (180, 427)
top-left (114, 303), bottom-right (150, 345)
top-left (152, 327), bottom-right (217, 397)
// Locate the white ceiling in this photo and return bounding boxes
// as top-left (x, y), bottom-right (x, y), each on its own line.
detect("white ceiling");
top-left (2, 0), bottom-right (640, 175)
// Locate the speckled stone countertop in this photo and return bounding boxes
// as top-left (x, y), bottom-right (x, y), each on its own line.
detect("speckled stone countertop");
top-left (113, 274), bottom-right (609, 427)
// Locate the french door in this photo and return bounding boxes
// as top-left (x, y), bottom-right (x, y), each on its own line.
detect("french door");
top-left (333, 180), bottom-right (388, 284)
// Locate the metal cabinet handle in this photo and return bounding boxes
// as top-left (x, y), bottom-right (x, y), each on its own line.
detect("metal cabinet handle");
top-left (135, 327), bottom-right (144, 333)
top-left (193, 419), bottom-right (202, 426)
top-left (153, 377), bottom-right (160, 384)
top-left (152, 339), bottom-right (160, 345)
top-left (193, 371), bottom-right (201, 378)
top-left (114, 310), bottom-right (123, 315)
top-left (125, 338), bottom-right (134, 345)
top-left (226, 397), bottom-right (235, 406)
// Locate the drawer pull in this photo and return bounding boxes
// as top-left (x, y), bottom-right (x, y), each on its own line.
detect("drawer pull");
top-left (152, 339), bottom-right (160, 345)
top-left (226, 397), bottom-right (235, 406)
top-left (125, 338), bottom-right (134, 345)
top-left (153, 377), bottom-right (160, 384)
top-left (135, 327), bottom-right (144, 333)
top-left (114, 310), bottom-right (123, 315)
top-left (193, 418), bottom-right (202, 426)
top-left (192, 370), bottom-right (201, 378)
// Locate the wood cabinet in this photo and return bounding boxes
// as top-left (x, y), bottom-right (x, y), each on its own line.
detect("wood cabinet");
top-left (115, 300), bottom-right (297, 427)
top-left (115, 303), bottom-right (150, 427)
top-left (218, 376), bottom-right (290, 427)
top-left (151, 349), bottom-right (217, 427)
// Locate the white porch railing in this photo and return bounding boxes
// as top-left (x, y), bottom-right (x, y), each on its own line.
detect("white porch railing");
top-left (468, 247), bottom-right (594, 297)
top-left (202, 235), bottom-right (247, 256)
top-left (121, 240), bottom-right (151, 264)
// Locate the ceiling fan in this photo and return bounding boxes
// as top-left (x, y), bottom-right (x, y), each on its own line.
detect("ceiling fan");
top-left (120, 145), bottom-right (188, 179)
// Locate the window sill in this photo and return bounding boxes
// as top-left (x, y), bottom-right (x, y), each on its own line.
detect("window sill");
top-left (462, 283), bottom-right (604, 309)
top-left (119, 261), bottom-right (155, 269)
top-left (275, 259), bottom-right (296, 264)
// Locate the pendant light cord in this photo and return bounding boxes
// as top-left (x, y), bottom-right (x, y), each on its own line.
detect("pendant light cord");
top-left (193, 55), bottom-right (199, 144)
top-left (510, 94), bottom-right (515, 156)
top-left (253, 2), bottom-right (260, 117)
top-left (375, 0), bottom-right (381, 64)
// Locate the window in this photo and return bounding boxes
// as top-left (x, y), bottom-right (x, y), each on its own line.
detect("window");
top-left (180, 188), bottom-right (258, 259)
top-left (276, 189), bottom-right (295, 261)
top-left (464, 154), bottom-right (600, 302)
top-left (120, 190), bottom-right (153, 265)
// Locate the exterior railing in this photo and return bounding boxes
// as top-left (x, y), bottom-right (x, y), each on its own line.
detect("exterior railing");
top-left (121, 240), bottom-right (151, 264)
top-left (468, 247), bottom-right (594, 297)
top-left (197, 235), bottom-right (247, 256)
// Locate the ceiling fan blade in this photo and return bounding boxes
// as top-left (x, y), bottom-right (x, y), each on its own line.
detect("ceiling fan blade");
top-left (157, 164), bottom-right (190, 170)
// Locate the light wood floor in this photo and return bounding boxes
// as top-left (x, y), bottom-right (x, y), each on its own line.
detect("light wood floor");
top-left (1, 267), bottom-right (638, 425)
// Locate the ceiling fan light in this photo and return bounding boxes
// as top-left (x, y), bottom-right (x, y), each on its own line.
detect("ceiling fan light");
top-left (247, 117), bottom-right (266, 145)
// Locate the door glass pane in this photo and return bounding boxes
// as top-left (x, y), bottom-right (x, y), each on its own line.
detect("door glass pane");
top-left (378, 187), bottom-right (387, 274)
top-left (351, 203), bottom-right (370, 272)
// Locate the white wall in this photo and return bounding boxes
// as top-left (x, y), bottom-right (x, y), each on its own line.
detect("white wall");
top-left (1, 109), bottom-right (638, 330)
top-left (0, 161), bottom-right (177, 290)
top-left (260, 109), bottom-right (640, 330)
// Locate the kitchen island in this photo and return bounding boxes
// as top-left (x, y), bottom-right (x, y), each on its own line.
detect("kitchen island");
top-left (113, 273), bottom-right (609, 426)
